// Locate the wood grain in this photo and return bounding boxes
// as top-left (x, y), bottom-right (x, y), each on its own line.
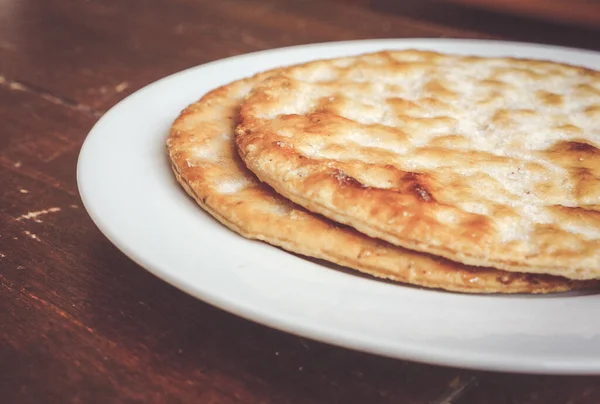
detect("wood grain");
top-left (1, 0), bottom-right (599, 403)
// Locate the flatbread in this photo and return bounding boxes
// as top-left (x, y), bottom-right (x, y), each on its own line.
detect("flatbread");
top-left (236, 50), bottom-right (600, 280)
top-left (167, 72), bottom-right (596, 293)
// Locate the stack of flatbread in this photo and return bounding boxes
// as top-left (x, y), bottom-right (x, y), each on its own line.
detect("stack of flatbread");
top-left (167, 50), bottom-right (600, 293)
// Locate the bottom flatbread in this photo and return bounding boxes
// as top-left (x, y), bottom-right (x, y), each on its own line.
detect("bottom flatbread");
top-left (166, 74), bottom-right (597, 294)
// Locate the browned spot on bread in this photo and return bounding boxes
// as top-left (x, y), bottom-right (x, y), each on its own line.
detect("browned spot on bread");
top-left (423, 80), bottom-right (457, 100)
top-left (429, 134), bottom-right (471, 148)
top-left (384, 84), bottom-right (405, 94)
top-left (532, 223), bottom-right (592, 254)
top-left (585, 105), bottom-right (600, 117)
top-left (413, 183), bottom-right (433, 202)
top-left (329, 165), bottom-right (437, 205)
top-left (388, 97), bottom-right (427, 116)
top-left (389, 62), bottom-right (433, 76)
top-left (490, 109), bottom-right (513, 128)
top-left (569, 167), bottom-right (600, 202)
top-left (533, 180), bottom-right (570, 200)
top-left (537, 90), bottom-right (563, 106)
top-left (414, 147), bottom-right (513, 167)
top-left (555, 124), bottom-right (583, 135)
top-left (550, 204), bottom-right (600, 219)
top-left (543, 140), bottom-right (600, 173)
top-left (402, 172), bottom-right (436, 203)
top-left (417, 97), bottom-right (456, 113)
top-left (492, 67), bottom-right (544, 80)
top-left (273, 140), bottom-right (294, 150)
top-left (331, 169), bottom-right (365, 188)
top-left (492, 109), bottom-right (538, 129)
top-left (574, 84), bottom-right (600, 98)
top-left (544, 141), bottom-right (600, 204)
top-left (554, 140), bottom-right (600, 154)
top-left (497, 274), bottom-right (516, 285)
top-left (479, 79), bottom-right (511, 89)
top-left (315, 96), bottom-right (336, 113)
top-left (489, 204), bottom-right (521, 222)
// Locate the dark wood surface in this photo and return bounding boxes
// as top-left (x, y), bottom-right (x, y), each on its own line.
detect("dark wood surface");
top-left (441, 0), bottom-right (600, 29)
top-left (1, 0), bottom-right (599, 403)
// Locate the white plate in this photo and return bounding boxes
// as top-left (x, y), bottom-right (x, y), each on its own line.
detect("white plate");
top-left (77, 39), bottom-right (600, 375)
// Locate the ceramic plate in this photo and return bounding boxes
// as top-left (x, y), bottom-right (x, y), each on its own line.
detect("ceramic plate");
top-left (77, 39), bottom-right (600, 374)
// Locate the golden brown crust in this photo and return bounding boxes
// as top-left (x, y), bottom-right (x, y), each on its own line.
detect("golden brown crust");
top-left (236, 50), bottom-right (600, 280)
top-left (167, 69), bottom-right (598, 293)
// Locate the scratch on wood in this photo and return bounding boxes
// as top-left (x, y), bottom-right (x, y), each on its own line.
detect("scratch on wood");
top-left (0, 75), bottom-right (102, 117)
top-left (16, 207), bottom-right (61, 222)
top-left (0, 274), bottom-right (15, 292)
top-left (19, 188), bottom-right (29, 194)
top-left (430, 376), bottom-right (478, 404)
top-left (298, 337), bottom-right (310, 350)
top-left (0, 252), bottom-right (5, 258)
top-left (25, 292), bottom-right (95, 333)
top-left (13, 161), bottom-right (21, 168)
top-left (0, 272), bottom-right (96, 335)
top-left (0, 157), bottom-right (77, 197)
top-left (0, 274), bottom-right (245, 400)
top-left (40, 144), bottom-right (77, 163)
top-left (240, 33), bottom-right (269, 49)
top-left (115, 81), bottom-right (129, 93)
top-left (9, 81), bottom-right (25, 91)
top-left (23, 230), bottom-right (41, 241)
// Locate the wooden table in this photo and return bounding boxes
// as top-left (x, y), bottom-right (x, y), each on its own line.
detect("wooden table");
top-left (1, 0), bottom-right (599, 402)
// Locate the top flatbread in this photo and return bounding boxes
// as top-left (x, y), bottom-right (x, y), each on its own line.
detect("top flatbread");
top-left (167, 70), bottom-right (596, 293)
top-left (237, 50), bottom-right (600, 280)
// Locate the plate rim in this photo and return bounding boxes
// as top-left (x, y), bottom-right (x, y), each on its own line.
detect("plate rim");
top-left (77, 38), bottom-right (600, 375)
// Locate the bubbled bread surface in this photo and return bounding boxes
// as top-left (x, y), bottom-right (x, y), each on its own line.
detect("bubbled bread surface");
top-left (166, 70), bottom-right (599, 293)
top-left (237, 50), bottom-right (600, 280)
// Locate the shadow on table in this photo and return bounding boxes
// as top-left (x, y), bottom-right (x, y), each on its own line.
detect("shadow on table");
top-left (366, 0), bottom-right (600, 51)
